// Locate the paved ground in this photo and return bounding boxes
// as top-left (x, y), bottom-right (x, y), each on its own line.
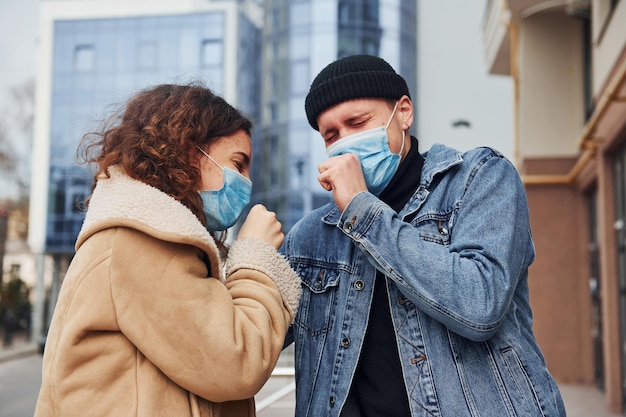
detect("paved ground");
top-left (559, 383), bottom-right (622, 417)
top-left (2, 337), bottom-right (622, 417)
top-left (256, 377), bottom-right (624, 417)
top-left (0, 335), bottom-right (38, 364)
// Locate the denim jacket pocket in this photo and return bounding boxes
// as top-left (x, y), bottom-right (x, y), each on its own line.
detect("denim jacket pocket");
top-left (413, 214), bottom-right (453, 246)
top-left (293, 262), bottom-right (346, 336)
top-left (500, 346), bottom-right (544, 416)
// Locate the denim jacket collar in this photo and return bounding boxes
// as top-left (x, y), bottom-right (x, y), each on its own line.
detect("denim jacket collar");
top-left (321, 143), bottom-right (464, 226)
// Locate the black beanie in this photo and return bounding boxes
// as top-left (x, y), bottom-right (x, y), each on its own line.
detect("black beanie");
top-left (304, 54), bottom-right (410, 131)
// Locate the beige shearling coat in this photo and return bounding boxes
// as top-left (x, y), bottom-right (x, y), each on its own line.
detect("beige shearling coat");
top-left (34, 167), bottom-right (301, 417)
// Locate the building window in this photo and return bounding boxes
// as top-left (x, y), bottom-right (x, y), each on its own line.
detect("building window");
top-left (291, 60), bottom-right (309, 94)
top-left (269, 134), bottom-right (278, 154)
top-left (201, 39), bottom-right (223, 68)
top-left (74, 44), bottom-right (94, 72)
top-left (339, 2), bottom-right (353, 23)
top-left (269, 102), bottom-right (278, 122)
top-left (363, 37), bottom-right (379, 55)
top-left (270, 7), bottom-right (280, 26)
top-left (291, 2), bottom-right (310, 26)
top-left (363, 1), bottom-right (379, 22)
top-left (137, 41), bottom-right (157, 69)
top-left (613, 143), bottom-right (626, 401)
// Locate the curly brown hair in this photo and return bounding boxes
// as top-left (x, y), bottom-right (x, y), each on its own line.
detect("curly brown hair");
top-left (78, 83), bottom-right (253, 244)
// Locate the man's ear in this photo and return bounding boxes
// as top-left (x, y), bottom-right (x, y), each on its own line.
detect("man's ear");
top-left (398, 95), bottom-right (414, 131)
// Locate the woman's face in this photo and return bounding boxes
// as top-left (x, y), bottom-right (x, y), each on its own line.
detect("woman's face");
top-left (197, 129), bottom-right (252, 191)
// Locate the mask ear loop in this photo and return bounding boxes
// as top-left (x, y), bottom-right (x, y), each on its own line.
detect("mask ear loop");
top-left (385, 101), bottom-right (405, 157)
top-left (196, 145), bottom-right (252, 189)
top-left (385, 101), bottom-right (400, 128)
top-left (196, 146), bottom-right (223, 170)
top-left (398, 130), bottom-right (405, 157)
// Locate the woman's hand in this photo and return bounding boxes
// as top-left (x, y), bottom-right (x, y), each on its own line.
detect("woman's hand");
top-left (238, 204), bottom-right (284, 249)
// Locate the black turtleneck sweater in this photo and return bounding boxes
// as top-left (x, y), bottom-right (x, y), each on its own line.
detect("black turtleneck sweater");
top-left (341, 136), bottom-right (424, 417)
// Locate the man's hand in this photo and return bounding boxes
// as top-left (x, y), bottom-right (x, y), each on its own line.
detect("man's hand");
top-left (318, 153), bottom-right (367, 211)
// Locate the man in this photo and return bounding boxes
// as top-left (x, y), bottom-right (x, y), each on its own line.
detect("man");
top-left (281, 54), bottom-right (565, 416)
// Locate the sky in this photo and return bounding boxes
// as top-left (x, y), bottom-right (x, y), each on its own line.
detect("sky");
top-left (0, 0), bottom-right (514, 198)
top-left (0, 0), bottom-right (39, 199)
top-left (417, 1), bottom-right (514, 161)
top-left (0, 0), bottom-right (38, 99)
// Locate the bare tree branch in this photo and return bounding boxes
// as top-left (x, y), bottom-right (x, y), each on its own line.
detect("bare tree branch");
top-left (0, 78), bottom-right (34, 199)
top-left (0, 119), bottom-right (17, 175)
top-left (10, 79), bottom-right (35, 137)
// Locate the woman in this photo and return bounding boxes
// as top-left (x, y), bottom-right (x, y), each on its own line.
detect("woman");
top-left (34, 84), bottom-right (301, 417)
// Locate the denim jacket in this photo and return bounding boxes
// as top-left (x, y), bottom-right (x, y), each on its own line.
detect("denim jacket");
top-left (282, 144), bottom-right (566, 417)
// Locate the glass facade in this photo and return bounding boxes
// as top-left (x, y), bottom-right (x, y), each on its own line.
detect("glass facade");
top-left (42, 0), bottom-right (415, 251)
top-left (46, 11), bottom-right (260, 253)
top-left (256, 0), bottom-right (417, 231)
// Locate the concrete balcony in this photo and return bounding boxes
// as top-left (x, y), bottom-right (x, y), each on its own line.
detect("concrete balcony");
top-left (482, 0), bottom-right (511, 75)
top-left (482, 0), bottom-right (590, 76)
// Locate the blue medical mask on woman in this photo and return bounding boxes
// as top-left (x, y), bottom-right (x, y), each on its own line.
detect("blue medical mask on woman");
top-left (197, 146), bottom-right (252, 231)
top-left (325, 102), bottom-right (404, 196)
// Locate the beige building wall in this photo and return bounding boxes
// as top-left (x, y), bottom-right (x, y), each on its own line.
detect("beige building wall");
top-left (592, 0), bottom-right (626, 97)
top-left (483, 0), bottom-right (626, 413)
top-left (518, 11), bottom-right (585, 158)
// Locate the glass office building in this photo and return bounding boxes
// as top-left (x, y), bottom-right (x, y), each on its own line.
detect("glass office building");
top-left (255, 0), bottom-right (417, 230)
top-left (44, 11), bottom-right (261, 253)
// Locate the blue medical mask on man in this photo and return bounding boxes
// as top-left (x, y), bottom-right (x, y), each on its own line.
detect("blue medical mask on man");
top-left (325, 101), bottom-right (404, 196)
top-left (196, 146), bottom-right (252, 231)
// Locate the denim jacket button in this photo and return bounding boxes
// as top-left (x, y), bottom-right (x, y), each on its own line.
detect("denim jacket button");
top-left (354, 280), bottom-right (364, 290)
top-left (344, 222), bottom-right (353, 233)
top-left (329, 396), bottom-right (335, 407)
top-left (341, 337), bottom-right (350, 348)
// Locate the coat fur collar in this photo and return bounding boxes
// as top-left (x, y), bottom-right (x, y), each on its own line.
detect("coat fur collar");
top-left (76, 166), bottom-right (221, 277)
